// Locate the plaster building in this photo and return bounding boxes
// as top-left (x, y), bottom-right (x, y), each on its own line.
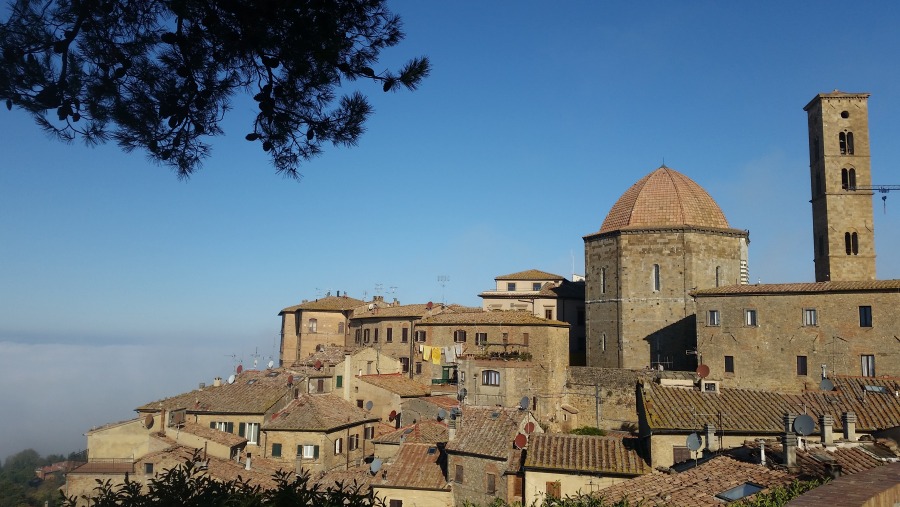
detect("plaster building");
top-left (479, 269), bottom-right (587, 364)
top-left (584, 166), bottom-right (750, 370)
top-left (279, 293), bottom-right (364, 366)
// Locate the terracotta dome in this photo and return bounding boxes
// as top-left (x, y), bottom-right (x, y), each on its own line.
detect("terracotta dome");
top-left (598, 166), bottom-right (730, 234)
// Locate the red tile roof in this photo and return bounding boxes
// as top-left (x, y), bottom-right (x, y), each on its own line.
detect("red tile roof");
top-left (693, 279), bottom-right (900, 295)
top-left (786, 461), bottom-right (900, 506)
top-left (524, 434), bottom-right (650, 476)
top-left (136, 369), bottom-right (295, 414)
top-left (596, 166), bottom-right (734, 235)
top-left (418, 309), bottom-right (568, 326)
top-left (358, 373), bottom-right (432, 397)
top-left (263, 393), bottom-right (378, 432)
top-left (595, 456), bottom-right (795, 507)
top-left (376, 443), bottom-right (450, 491)
top-left (375, 420), bottom-right (449, 445)
top-left (445, 407), bottom-right (537, 460)
top-left (280, 295), bottom-right (366, 314)
top-left (495, 269), bottom-right (566, 281)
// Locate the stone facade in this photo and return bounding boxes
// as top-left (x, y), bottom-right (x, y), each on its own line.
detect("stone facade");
top-left (279, 294), bottom-right (363, 366)
top-left (585, 226), bottom-right (748, 370)
top-left (804, 92), bottom-right (876, 282)
top-left (694, 282), bottom-right (900, 391)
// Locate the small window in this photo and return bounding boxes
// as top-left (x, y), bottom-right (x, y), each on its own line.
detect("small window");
top-left (374, 328), bottom-right (379, 343)
top-left (847, 131), bottom-right (855, 154)
top-left (386, 328), bottom-right (393, 342)
top-left (389, 500), bottom-right (403, 507)
top-left (803, 308), bottom-right (817, 326)
top-left (349, 434), bottom-right (359, 451)
top-left (841, 110), bottom-right (850, 119)
top-left (533, 282), bottom-right (542, 291)
top-left (652, 264), bottom-right (661, 291)
top-left (144, 463), bottom-right (154, 474)
top-left (839, 131), bottom-right (847, 154)
top-left (601, 333), bottom-right (606, 351)
top-left (455, 464), bottom-right (464, 483)
top-left (707, 310), bottom-right (720, 326)
top-left (355, 328), bottom-right (361, 344)
top-left (299, 445), bottom-right (318, 459)
top-left (725, 355), bottom-right (735, 374)
top-left (415, 362), bottom-right (422, 375)
top-left (600, 268), bottom-right (607, 294)
top-left (797, 356), bottom-right (808, 376)
top-left (336, 375), bottom-right (343, 388)
top-left (401, 327), bottom-right (409, 343)
top-left (544, 309), bottom-right (553, 319)
top-left (744, 309), bottom-right (757, 327)
top-left (482, 370), bottom-right (500, 386)
top-left (334, 438), bottom-right (343, 455)
top-left (338, 322), bottom-right (344, 334)
top-left (523, 332), bottom-right (529, 346)
top-left (861, 355), bottom-right (875, 377)
top-left (364, 426), bottom-right (375, 440)
top-left (363, 329), bottom-right (370, 343)
top-left (271, 443), bottom-right (282, 458)
top-left (308, 318), bottom-right (317, 333)
top-left (672, 446), bottom-right (690, 464)
top-left (846, 232), bottom-right (859, 255)
top-left (486, 473), bottom-right (496, 495)
top-left (400, 357), bottom-right (410, 373)
top-left (507, 282), bottom-right (516, 291)
top-left (415, 330), bottom-right (426, 342)
top-left (859, 306), bottom-right (873, 327)
top-left (475, 332), bottom-right (487, 345)
top-left (715, 266), bottom-right (722, 287)
top-left (454, 330), bottom-right (467, 343)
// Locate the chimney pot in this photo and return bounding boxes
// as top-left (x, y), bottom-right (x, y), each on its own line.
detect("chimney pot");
top-left (820, 415), bottom-right (834, 446)
top-left (842, 412), bottom-right (857, 441)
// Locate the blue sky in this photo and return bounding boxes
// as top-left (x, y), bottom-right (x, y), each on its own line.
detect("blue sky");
top-left (2, 1), bottom-right (900, 459)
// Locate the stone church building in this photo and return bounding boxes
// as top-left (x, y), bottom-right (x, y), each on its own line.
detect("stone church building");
top-left (584, 91), bottom-right (900, 391)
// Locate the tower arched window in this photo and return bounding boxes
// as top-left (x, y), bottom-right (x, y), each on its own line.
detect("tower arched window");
top-left (715, 266), bottom-right (722, 287)
top-left (848, 168), bottom-right (856, 189)
top-left (842, 168), bottom-right (848, 189)
top-left (652, 264), bottom-right (661, 291)
top-left (845, 232), bottom-right (859, 255)
top-left (847, 132), bottom-right (855, 154)
top-left (839, 132), bottom-right (847, 154)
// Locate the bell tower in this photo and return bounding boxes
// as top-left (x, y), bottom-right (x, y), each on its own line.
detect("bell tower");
top-left (804, 91), bottom-right (876, 282)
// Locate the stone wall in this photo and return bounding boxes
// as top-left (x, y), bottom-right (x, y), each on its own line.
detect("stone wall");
top-left (447, 453), bottom-right (510, 506)
top-left (695, 288), bottom-right (900, 392)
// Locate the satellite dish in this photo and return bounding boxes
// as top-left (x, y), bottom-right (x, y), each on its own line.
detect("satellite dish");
top-left (686, 432), bottom-right (702, 451)
top-left (524, 422), bottom-right (535, 434)
top-left (267, 360), bottom-right (274, 369)
top-left (513, 433), bottom-right (527, 449)
top-left (144, 414), bottom-right (154, 429)
top-left (426, 301), bottom-right (433, 310)
top-left (519, 396), bottom-right (529, 410)
top-left (437, 409), bottom-right (447, 421)
top-left (227, 374), bottom-right (236, 384)
top-left (794, 414), bottom-right (815, 436)
top-left (696, 364), bottom-right (710, 379)
top-left (820, 378), bottom-right (835, 391)
top-left (314, 360), bottom-right (323, 370)
top-left (389, 410), bottom-right (397, 421)
top-left (368, 303), bottom-right (375, 310)
top-left (369, 458), bottom-right (383, 474)
top-left (236, 364), bottom-right (243, 374)
top-left (365, 400), bottom-right (374, 411)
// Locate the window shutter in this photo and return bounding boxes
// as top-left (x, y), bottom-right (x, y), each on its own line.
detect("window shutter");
top-left (313, 445), bottom-right (320, 459)
top-left (238, 422), bottom-right (246, 437)
top-left (297, 445), bottom-right (303, 456)
top-left (226, 422), bottom-right (234, 433)
top-left (336, 375), bottom-right (343, 388)
top-left (209, 422), bottom-right (215, 429)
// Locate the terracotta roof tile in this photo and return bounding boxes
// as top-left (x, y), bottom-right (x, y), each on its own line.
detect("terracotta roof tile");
top-left (377, 443), bottom-right (450, 490)
top-left (596, 166), bottom-right (732, 234)
top-left (314, 464), bottom-right (377, 493)
top-left (693, 279), bottom-right (900, 295)
top-left (495, 269), bottom-right (566, 281)
top-left (524, 434), bottom-right (650, 476)
top-left (136, 369), bottom-right (295, 414)
top-left (595, 456), bottom-right (795, 507)
top-left (375, 420), bottom-right (449, 445)
top-left (263, 393), bottom-right (378, 432)
top-left (280, 295), bottom-right (366, 314)
top-left (358, 373), bottom-right (432, 397)
top-left (445, 407), bottom-right (537, 459)
top-left (180, 421), bottom-right (247, 447)
top-left (786, 461), bottom-right (900, 507)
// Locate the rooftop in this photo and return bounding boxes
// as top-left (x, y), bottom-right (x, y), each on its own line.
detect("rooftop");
top-left (374, 420), bottom-right (449, 445)
top-left (593, 166), bottom-right (737, 236)
top-left (418, 309), bottom-right (568, 327)
top-left (595, 456), bottom-right (795, 507)
top-left (280, 294), bottom-right (365, 314)
top-left (136, 369), bottom-right (295, 415)
top-left (445, 406), bottom-right (537, 460)
top-left (494, 269), bottom-right (566, 281)
top-left (376, 443), bottom-right (450, 491)
top-left (263, 393), bottom-right (377, 432)
top-left (693, 279), bottom-right (900, 296)
top-left (524, 433), bottom-right (650, 476)
top-left (358, 373), bottom-right (432, 397)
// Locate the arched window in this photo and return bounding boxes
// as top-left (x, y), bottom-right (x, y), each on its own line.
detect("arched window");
top-left (842, 168), bottom-right (849, 189)
top-left (851, 232), bottom-right (859, 255)
top-left (839, 132), bottom-right (847, 155)
top-left (848, 168), bottom-right (856, 189)
top-left (847, 132), bottom-right (855, 154)
top-left (845, 232), bottom-right (852, 255)
top-left (715, 266), bottom-right (722, 287)
top-left (308, 318), bottom-right (317, 333)
top-left (652, 264), bottom-right (661, 291)
top-left (337, 322), bottom-right (344, 334)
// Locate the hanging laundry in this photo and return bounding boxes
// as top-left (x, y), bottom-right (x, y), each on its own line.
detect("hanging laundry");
top-left (455, 343), bottom-right (463, 356)
top-left (445, 346), bottom-right (456, 363)
top-left (431, 346), bottom-right (441, 364)
top-left (423, 345), bottom-right (432, 359)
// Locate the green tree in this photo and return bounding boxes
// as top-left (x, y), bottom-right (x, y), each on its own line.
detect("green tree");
top-left (0, 0), bottom-right (430, 178)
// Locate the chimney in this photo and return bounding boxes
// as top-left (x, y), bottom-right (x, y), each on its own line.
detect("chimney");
top-left (337, 290), bottom-right (340, 297)
top-left (842, 412), bottom-right (857, 442)
top-left (820, 414), bottom-right (834, 446)
top-left (448, 417), bottom-right (456, 441)
top-left (782, 414), bottom-right (797, 470)
top-left (757, 439), bottom-right (767, 466)
top-left (245, 453), bottom-right (251, 470)
top-left (704, 423), bottom-right (718, 452)
top-left (213, 377), bottom-right (222, 387)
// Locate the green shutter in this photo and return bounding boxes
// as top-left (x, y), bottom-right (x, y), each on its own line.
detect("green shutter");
top-left (313, 445), bottom-right (320, 459)
top-left (238, 422), bottom-right (246, 437)
top-left (297, 445), bottom-right (303, 456)
top-left (272, 443), bottom-right (281, 458)
top-left (336, 375), bottom-right (343, 388)
top-left (226, 422), bottom-right (234, 433)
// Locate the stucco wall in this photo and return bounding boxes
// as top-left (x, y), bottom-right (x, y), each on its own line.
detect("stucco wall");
top-left (524, 469), bottom-right (631, 505)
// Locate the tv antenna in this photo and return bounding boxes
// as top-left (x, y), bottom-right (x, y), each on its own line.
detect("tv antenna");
top-left (375, 283), bottom-right (383, 295)
top-left (438, 275), bottom-right (449, 304)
